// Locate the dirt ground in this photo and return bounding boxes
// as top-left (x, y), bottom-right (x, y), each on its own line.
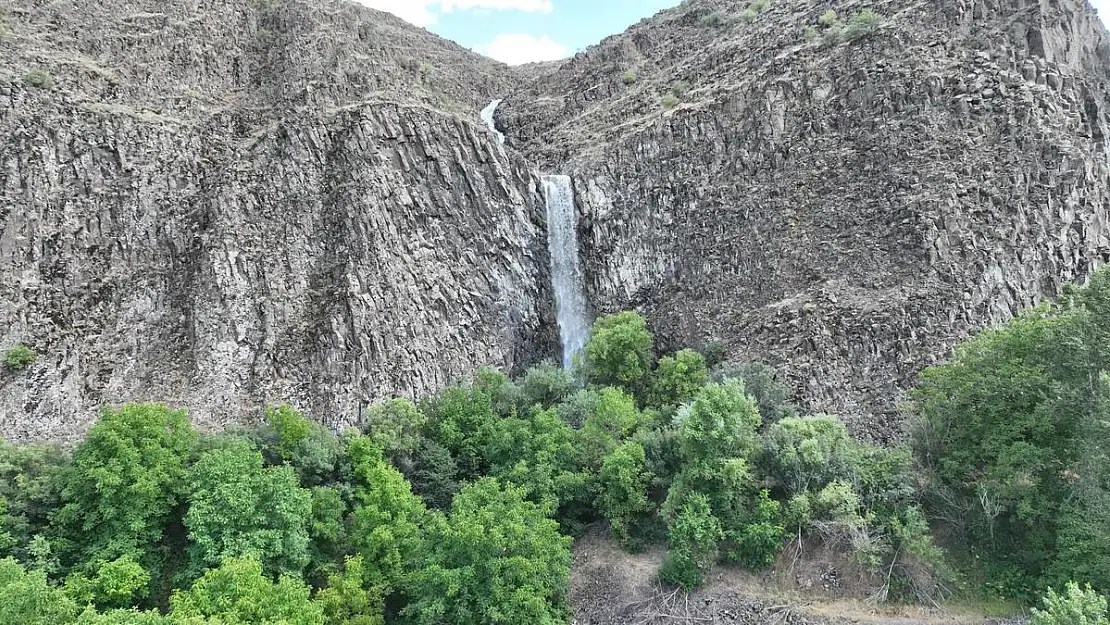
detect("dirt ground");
top-left (568, 526), bottom-right (1015, 625)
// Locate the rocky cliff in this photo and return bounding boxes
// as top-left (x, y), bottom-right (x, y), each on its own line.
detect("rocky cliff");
top-left (498, 0), bottom-right (1110, 440)
top-left (4, 0), bottom-right (1110, 444)
top-left (0, 0), bottom-right (556, 442)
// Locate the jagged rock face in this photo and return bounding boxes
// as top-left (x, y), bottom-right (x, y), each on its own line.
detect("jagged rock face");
top-left (0, 0), bottom-right (555, 442)
top-left (499, 0), bottom-right (1110, 441)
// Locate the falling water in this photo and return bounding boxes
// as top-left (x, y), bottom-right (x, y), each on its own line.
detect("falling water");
top-left (480, 99), bottom-right (506, 145)
top-left (541, 175), bottom-right (591, 369)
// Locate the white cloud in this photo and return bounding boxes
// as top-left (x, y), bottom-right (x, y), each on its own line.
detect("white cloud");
top-left (361, 0), bottom-right (440, 26)
top-left (358, 0), bottom-right (553, 27)
top-left (475, 33), bottom-right (568, 65)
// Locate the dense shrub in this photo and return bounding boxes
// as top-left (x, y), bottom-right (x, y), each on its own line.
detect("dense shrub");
top-left (582, 312), bottom-right (655, 396)
top-left (659, 493), bottom-right (722, 589)
top-left (724, 490), bottom-right (785, 569)
top-left (0, 557), bottom-right (79, 624)
top-left (761, 415), bottom-right (855, 494)
top-left (1031, 582), bottom-right (1108, 625)
top-left (404, 479), bottom-right (572, 625)
top-left (650, 349), bottom-right (709, 411)
top-left (844, 9), bottom-right (882, 41)
top-left (2, 345), bottom-right (35, 370)
top-left (361, 399), bottom-right (426, 457)
top-left (22, 69), bottom-right (53, 89)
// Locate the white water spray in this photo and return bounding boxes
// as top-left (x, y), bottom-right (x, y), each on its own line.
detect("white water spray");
top-left (541, 175), bottom-right (591, 369)
top-left (480, 99), bottom-right (506, 145)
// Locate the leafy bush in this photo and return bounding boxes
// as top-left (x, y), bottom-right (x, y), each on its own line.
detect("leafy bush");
top-left (0, 557), bottom-right (79, 625)
top-left (22, 69), bottom-right (53, 90)
top-left (724, 490), bottom-right (785, 569)
top-left (582, 312), bottom-right (655, 396)
top-left (2, 345), bottom-right (35, 371)
top-left (650, 349), bottom-right (709, 411)
top-left (700, 11), bottom-right (728, 27)
top-left (596, 442), bottom-right (654, 549)
top-left (1031, 582), bottom-right (1108, 625)
top-left (659, 493), bottom-right (722, 589)
top-left (184, 442), bottom-right (312, 578)
top-left (817, 9), bottom-right (839, 26)
top-left (661, 93), bottom-right (679, 109)
top-left (405, 479), bottom-right (572, 625)
top-left (844, 9), bottom-right (882, 41)
top-left (761, 415), bottom-right (856, 494)
top-left (64, 555), bottom-right (150, 610)
top-left (713, 361), bottom-right (796, 424)
top-left (621, 70), bottom-right (637, 84)
top-left (314, 555), bottom-right (385, 625)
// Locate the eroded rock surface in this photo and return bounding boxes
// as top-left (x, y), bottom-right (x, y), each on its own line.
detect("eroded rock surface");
top-left (0, 0), bottom-right (555, 441)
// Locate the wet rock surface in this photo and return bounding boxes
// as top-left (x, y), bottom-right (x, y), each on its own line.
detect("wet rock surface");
top-left (500, 0), bottom-right (1110, 441)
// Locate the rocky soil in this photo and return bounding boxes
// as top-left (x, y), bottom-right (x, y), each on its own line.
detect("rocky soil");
top-left (499, 0), bottom-right (1110, 441)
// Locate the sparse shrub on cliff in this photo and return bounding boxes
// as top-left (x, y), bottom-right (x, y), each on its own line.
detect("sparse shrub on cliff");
top-left (661, 93), bottom-right (679, 109)
top-left (803, 25), bottom-right (819, 43)
top-left (739, 7), bottom-right (758, 23)
top-left (669, 80), bottom-right (691, 99)
top-left (622, 70), bottom-right (637, 84)
top-left (818, 9), bottom-right (839, 27)
top-left (22, 69), bottom-right (53, 90)
top-left (2, 346), bottom-right (35, 371)
top-left (700, 11), bottom-right (729, 27)
top-left (844, 9), bottom-right (882, 41)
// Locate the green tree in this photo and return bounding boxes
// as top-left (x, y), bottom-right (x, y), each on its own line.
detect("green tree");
top-left (184, 442), bottom-right (312, 578)
top-left (169, 557), bottom-right (324, 625)
top-left (761, 415), bottom-right (856, 494)
top-left (582, 312), bottom-right (655, 396)
top-left (724, 490), bottom-right (785, 570)
top-left (0, 557), bottom-right (79, 625)
top-left (677, 380), bottom-right (761, 463)
top-left (580, 387), bottom-right (645, 468)
top-left (596, 442), bottom-right (654, 549)
top-left (1031, 582), bottom-right (1108, 625)
top-left (260, 406), bottom-right (341, 487)
top-left (423, 385), bottom-right (499, 480)
top-left (314, 555), bottom-right (385, 625)
top-left (51, 405), bottom-right (197, 584)
top-left (362, 399), bottom-right (426, 458)
top-left (346, 437), bottom-right (427, 594)
top-left (405, 479), bottom-right (572, 625)
top-left (65, 554), bottom-right (151, 610)
top-left (0, 440), bottom-right (66, 562)
top-left (712, 361), bottom-right (796, 424)
top-left (516, 361), bottom-right (576, 412)
top-left (659, 493), bottom-right (722, 590)
top-left (649, 349), bottom-right (709, 411)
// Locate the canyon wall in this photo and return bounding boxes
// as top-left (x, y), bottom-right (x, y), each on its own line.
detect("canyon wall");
top-left (499, 0), bottom-right (1110, 440)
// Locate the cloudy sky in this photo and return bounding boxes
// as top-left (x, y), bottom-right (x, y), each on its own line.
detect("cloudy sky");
top-left (361, 0), bottom-right (1110, 66)
top-left (361, 0), bottom-right (679, 64)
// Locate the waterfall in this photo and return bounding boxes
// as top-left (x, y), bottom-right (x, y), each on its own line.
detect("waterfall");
top-left (480, 99), bottom-right (506, 145)
top-left (542, 175), bottom-right (591, 369)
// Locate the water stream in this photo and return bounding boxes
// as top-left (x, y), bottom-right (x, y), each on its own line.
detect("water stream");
top-left (480, 99), bottom-right (590, 368)
top-left (541, 175), bottom-right (591, 369)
